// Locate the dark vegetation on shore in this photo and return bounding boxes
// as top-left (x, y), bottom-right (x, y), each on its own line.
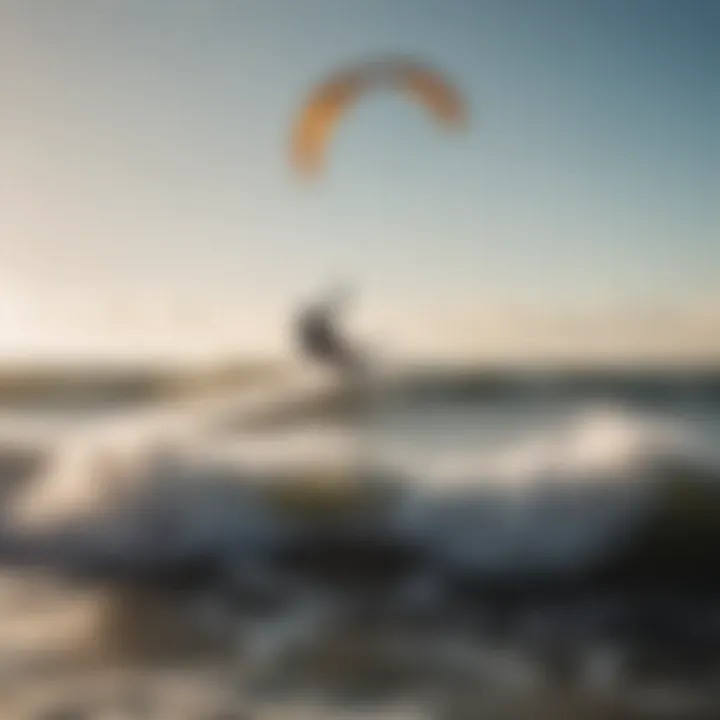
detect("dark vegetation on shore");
top-left (1, 359), bottom-right (718, 411)
top-left (0, 360), bottom-right (282, 410)
top-left (396, 366), bottom-right (720, 405)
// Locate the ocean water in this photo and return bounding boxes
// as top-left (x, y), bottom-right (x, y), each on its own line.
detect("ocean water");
top-left (1, 373), bottom-right (719, 718)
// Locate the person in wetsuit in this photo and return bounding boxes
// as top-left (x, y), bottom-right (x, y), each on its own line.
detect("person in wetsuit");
top-left (295, 287), bottom-right (361, 374)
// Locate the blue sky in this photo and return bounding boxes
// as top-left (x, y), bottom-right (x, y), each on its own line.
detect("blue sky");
top-left (0, 0), bottom-right (718, 362)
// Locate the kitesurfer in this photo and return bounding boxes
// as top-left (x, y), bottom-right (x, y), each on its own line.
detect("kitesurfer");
top-left (295, 286), bottom-right (362, 375)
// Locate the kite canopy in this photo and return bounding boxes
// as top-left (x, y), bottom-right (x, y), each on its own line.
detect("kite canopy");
top-left (290, 57), bottom-right (468, 178)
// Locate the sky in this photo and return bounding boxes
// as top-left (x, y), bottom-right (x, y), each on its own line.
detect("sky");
top-left (0, 0), bottom-right (718, 364)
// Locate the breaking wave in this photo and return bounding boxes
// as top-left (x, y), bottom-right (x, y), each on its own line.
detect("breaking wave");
top-left (1, 400), bottom-right (718, 591)
top-left (2, 394), bottom-right (720, 717)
